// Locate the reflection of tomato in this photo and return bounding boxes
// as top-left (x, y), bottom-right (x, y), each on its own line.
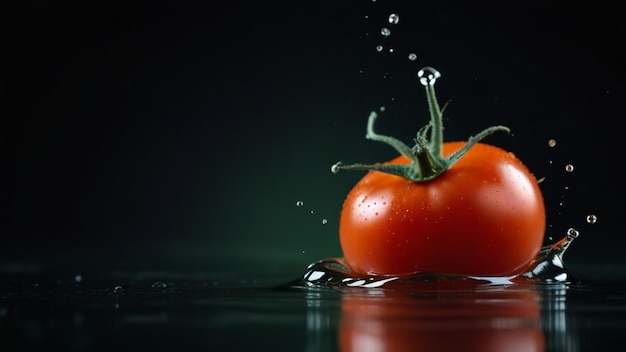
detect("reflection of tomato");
top-left (339, 289), bottom-right (544, 352)
top-left (339, 142), bottom-right (545, 276)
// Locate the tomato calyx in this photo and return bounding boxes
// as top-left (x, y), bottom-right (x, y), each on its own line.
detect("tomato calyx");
top-left (331, 67), bottom-right (511, 182)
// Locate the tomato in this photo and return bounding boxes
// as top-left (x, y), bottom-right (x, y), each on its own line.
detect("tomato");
top-left (333, 67), bottom-right (545, 277)
top-left (339, 141), bottom-right (545, 276)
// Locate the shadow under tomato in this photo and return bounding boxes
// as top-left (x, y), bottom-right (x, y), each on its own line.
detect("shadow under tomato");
top-left (339, 286), bottom-right (544, 352)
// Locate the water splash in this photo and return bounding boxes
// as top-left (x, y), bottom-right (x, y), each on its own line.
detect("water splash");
top-left (298, 231), bottom-right (580, 291)
top-left (519, 228), bottom-right (579, 283)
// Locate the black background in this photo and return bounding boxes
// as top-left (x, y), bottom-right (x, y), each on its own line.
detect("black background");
top-left (2, 1), bottom-right (625, 280)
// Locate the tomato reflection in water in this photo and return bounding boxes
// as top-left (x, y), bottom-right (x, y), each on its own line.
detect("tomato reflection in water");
top-left (339, 284), bottom-right (544, 352)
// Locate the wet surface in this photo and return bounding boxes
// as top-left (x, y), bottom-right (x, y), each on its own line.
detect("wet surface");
top-left (2, 266), bottom-right (626, 351)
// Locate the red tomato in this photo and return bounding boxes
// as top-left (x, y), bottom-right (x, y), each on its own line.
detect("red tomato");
top-left (334, 67), bottom-right (546, 277)
top-left (339, 141), bottom-right (545, 276)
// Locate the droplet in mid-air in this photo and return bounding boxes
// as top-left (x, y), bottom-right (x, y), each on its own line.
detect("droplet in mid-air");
top-left (321, 219), bottom-right (328, 225)
top-left (418, 67), bottom-right (441, 86)
top-left (331, 162), bottom-right (342, 174)
top-left (296, 200), bottom-right (304, 207)
top-left (548, 139), bottom-right (556, 147)
top-left (565, 164), bottom-right (574, 172)
top-left (408, 53), bottom-right (417, 61)
top-left (388, 14), bottom-right (399, 24)
top-left (380, 27), bottom-right (391, 37)
top-left (586, 214), bottom-right (597, 224)
top-left (566, 227), bottom-right (580, 239)
top-left (376, 45), bottom-right (383, 52)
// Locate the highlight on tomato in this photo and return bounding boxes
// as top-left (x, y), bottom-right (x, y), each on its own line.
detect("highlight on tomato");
top-left (332, 67), bottom-right (546, 277)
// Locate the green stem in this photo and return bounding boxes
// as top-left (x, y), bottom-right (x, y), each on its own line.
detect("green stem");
top-left (424, 79), bottom-right (443, 156)
top-left (332, 67), bottom-right (510, 182)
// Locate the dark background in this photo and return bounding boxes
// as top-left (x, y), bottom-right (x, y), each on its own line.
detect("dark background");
top-left (2, 1), bottom-right (624, 281)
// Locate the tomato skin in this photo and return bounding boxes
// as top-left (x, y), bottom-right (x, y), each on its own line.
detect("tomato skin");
top-left (339, 141), bottom-right (545, 276)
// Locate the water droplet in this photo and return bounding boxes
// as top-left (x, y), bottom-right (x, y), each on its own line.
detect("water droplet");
top-left (408, 53), bottom-right (417, 61)
top-left (417, 67), bottom-right (441, 86)
top-left (586, 214), bottom-right (598, 224)
top-left (380, 27), bottom-right (391, 37)
top-left (310, 210), bottom-right (315, 215)
top-left (566, 227), bottom-right (580, 239)
top-left (388, 47), bottom-right (394, 53)
top-left (151, 281), bottom-right (168, 290)
top-left (379, 106), bottom-right (386, 112)
top-left (565, 164), bottom-right (574, 172)
top-left (113, 286), bottom-right (123, 294)
top-left (74, 275), bottom-right (82, 283)
top-left (321, 219), bottom-right (328, 225)
top-left (375, 45), bottom-right (383, 52)
top-left (388, 14), bottom-right (399, 24)
top-left (296, 200), bottom-right (304, 207)
top-left (331, 162), bottom-right (342, 174)
top-left (548, 139), bottom-right (556, 147)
